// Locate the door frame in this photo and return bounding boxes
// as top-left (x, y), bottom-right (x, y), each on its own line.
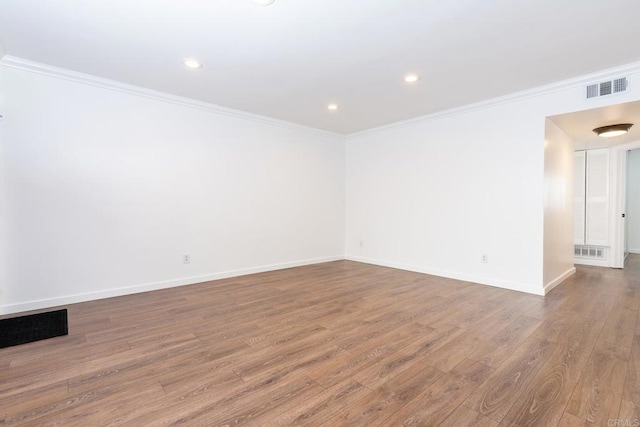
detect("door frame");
top-left (611, 139), bottom-right (640, 268)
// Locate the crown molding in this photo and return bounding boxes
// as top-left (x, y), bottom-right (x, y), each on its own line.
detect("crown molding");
top-left (0, 55), bottom-right (345, 141)
top-left (348, 60), bottom-right (640, 139)
top-left (3, 55), bottom-right (640, 140)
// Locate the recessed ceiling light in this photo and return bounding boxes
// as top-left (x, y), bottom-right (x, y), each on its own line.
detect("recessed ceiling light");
top-left (403, 74), bottom-right (420, 83)
top-left (327, 104), bottom-right (339, 111)
top-left (253, 0), bottom-right (275, 6)
top-left (593, 123), bottom-right (633, 138)
top-left (182, 58), bottom-right (203, 69)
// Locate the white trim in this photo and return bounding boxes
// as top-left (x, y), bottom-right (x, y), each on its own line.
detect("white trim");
top-left (0, 255), bottom-right (343, 315)
top-left (3, 55), bottom-right (640, 141)
top-left (0, 55), bottom-right (344, 141)
top-left (544, 267), bottom-right (576, 294)
top-left (345, 255), bottom-right (545, 296)
top-left (611, 139), bottom-right (640, 268)
top-left (348, 61), bottom-right (640, 139)
top-left (627, 249), bottom-right (640, 254)
top-left (574, 257), bottom-right (610, 268)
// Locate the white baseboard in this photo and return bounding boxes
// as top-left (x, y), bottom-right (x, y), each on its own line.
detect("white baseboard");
top-left (544, 267), bottom-right (576, 295)
top-left (3, 254), bottom-right (558, 314)
top-left (627, 249), bottom-right (640, 254)
top-left (0, 255), bottom-right (344, 315)
top-left (573, 257), bottom-right (610, 267)
top-left (344, 255), bottom-right (545, 296)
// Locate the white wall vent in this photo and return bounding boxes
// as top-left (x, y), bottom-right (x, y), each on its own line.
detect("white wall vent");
top-left (574, 245), bottom-right (605, 259)
top-left (586, 77), bottom-right (628, 99)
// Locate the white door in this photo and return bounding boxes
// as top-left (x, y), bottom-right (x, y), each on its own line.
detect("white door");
top-left (573, 151), bottom-right (586, 245)
top-left (585, 149), bottom-right (609, 246)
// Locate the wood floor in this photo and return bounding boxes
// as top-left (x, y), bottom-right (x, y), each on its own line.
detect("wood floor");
top-left (1, 258), bottom-right (640, 426)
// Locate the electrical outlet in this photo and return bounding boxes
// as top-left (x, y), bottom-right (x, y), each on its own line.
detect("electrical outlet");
top-left (183, 254), bottom-right (191, 264)
top-left (481, 254), bottom-right (488, 264)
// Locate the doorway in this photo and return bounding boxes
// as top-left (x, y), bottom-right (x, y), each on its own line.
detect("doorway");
top-left (625, 149), bottom-right (640, 257)
top-left (611, 143), bottom-right (640, 267)
top-left (547, 100), bottom-right (640, 269)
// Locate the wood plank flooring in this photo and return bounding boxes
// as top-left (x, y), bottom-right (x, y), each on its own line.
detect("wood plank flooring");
top-left (1, 257), bottom-right (640, 426)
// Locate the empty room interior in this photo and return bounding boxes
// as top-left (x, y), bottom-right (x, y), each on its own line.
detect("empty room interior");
top-left (2, 1), bottom-right (640, 425)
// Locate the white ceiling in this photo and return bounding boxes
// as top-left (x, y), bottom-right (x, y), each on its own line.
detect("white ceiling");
top-left (1, 0), bottom-right (640, 134)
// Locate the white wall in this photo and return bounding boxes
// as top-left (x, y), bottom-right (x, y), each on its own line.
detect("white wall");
top-left (0, 65), bottom-right (345, 314)
top-left (0, 67), bottom-right (6, 314)
top-left (345, 100), bottom-right (546, 294)
top-left (543, 120), bottom-right (575, 291)
top-left (2, 60), bottom-right (640, 312)
top-left (345, 66), bottom-right (640, 295)
top-left (627, 149), bottom-right (640, 253)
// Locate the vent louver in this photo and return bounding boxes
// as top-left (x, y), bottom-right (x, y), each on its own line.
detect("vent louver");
top-left (586, 77), bottom-right (628, 99)
top-left (574, 245), bottom-right (605, 259)
top-left (613, 77), bottom-right (628, 93)
top-left (586, 84), bottom-right (599, 98)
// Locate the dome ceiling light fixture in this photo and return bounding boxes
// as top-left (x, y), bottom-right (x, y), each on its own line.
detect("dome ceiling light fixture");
top-left (593, 123), bottom-right (633, 138)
